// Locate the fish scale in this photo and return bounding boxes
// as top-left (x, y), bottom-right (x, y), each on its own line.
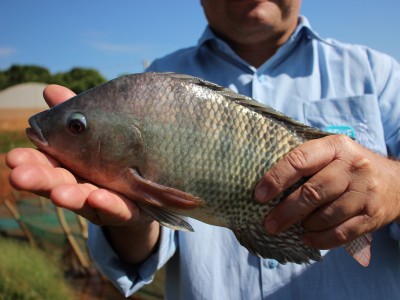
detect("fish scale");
top-left (138, 75), bottom-right (317, 261)
top-left (26, 72), bottom-right (372, 266)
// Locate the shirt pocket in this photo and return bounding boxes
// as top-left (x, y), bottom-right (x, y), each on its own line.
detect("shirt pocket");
top-left (304, 95), bottom-right (387, 155)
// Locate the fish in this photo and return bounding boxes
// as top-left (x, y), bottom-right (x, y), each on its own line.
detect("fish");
top-left (26, 72), bottom-right (372, 266)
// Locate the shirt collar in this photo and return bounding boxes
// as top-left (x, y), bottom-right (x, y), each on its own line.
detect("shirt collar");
top-left (196, 16), bottom-right (324, 58)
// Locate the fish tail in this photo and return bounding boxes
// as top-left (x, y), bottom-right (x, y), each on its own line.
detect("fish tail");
top-left (344, 233), bottom-right (372, 267)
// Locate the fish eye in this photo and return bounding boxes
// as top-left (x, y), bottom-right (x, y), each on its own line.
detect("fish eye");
top-left (67, 112), bottom-right (87, 134)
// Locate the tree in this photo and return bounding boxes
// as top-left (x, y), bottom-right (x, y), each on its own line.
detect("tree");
top-left (0, 65), bottom-right (52, 90)
top-left (0, 65), bottom-right (107, 93)
top-left (0, 72), bottom-right (6, 90)
top-left (52, 67), bottom-right (106, 94)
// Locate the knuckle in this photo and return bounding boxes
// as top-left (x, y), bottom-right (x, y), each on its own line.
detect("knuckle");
top-left (300, 182), bottom-right (322, 207)
top-left (329, 134), bottom-right (356, 158)
top-left (364, 178), bottom-right (380, 199)
top-left (332, 134), bottom-right (354, 149)
top-left (285, 148), bottom-right (308, 171)
top-left (361, 203), bottom-right (381, 230)
top-left (333, 227), bottom-right (349, 244)
top-left (314, 206), bottom-right (336, 228)
top-left (350, 157), bottom-right (373, 173)
top-left (360, 213), bottom-right (374, 228)
top-left (268, 168), bottom-right (285, 188)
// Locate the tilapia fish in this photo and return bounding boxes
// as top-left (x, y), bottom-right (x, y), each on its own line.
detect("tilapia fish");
top-left (26, 72), bottom-right (371, 266)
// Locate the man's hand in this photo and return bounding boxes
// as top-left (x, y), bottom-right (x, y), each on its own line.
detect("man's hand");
top-left (6, 85), bottom-right (159, 263)
top-left (255, 135), bottom-right (400, 250)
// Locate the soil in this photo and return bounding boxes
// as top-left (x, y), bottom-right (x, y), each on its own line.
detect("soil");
top-left (0, 108), bottom-right (44, 131)
top-left (0, 107), bottom-right (44, 205)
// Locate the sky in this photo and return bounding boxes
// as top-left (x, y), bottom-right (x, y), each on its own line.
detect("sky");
top-left (1, 1), bottom-right (399, 80)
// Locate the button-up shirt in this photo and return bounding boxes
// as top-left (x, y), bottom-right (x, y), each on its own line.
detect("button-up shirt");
top-left (88, 16), bottom-right (400, 299)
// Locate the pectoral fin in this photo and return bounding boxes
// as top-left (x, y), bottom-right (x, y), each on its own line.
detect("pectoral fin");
top-left (127, 168), bottom-right (204, 209)
top-left (136, 202), bottom-right (194, 232)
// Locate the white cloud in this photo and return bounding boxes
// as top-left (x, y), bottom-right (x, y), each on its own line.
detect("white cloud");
top-left (0, 46), bottom-right (17, 57)
top-left (87, 41), bottom-right (148, 54)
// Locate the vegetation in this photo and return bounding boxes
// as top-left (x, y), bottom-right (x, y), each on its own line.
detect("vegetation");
top-left (0, 64), bottom-right (106, 94)
top-left (0, 131), bottom-right (33, 153)
top-left (0, 237), bottom-right (74, 300)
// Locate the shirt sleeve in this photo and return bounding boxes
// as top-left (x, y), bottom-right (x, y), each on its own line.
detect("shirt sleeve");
top-left (368, 49), bottom-right (400, 157)
top-left (368, 50), bottom-right (400, 242)
top-left (87, 223), bottom-right (177, 297)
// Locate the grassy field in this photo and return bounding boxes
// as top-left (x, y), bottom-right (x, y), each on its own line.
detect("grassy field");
top-left (0, 109), bottom-right (39, 153)
top-left (0, 237), bottom-right (75, 299)
top-left (0, 131), bottom-right (33, 153)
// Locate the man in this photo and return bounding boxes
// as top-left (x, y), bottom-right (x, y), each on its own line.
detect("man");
top-left (7, 0), bottom-right (400, 298)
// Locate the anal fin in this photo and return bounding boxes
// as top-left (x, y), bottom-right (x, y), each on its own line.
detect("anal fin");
top-left (233, 222), bottom-right (321, 264)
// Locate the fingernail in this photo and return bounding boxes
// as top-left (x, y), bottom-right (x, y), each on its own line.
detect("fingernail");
top-left (255, 186), bottom-right (268, 202)
top-left (265, 218), bottom-right (278, 235)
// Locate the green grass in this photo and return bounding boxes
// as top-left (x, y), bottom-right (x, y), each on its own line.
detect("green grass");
top-left (0, 237), bottom-right (74, 300)
top-left (0, 131), bottom-right (33, 153)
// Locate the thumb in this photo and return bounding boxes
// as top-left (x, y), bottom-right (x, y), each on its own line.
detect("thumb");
top-left (43, 84), bottom-right (76, 107)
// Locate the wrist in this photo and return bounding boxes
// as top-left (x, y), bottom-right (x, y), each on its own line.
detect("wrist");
top-left (104, 221), bottom-right (161, 264)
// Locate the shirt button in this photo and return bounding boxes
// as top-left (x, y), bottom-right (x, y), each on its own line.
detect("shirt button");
top-left (258, 74), bottom-right (265, 82)
top-left (268, 259), bottom-right (279, 269)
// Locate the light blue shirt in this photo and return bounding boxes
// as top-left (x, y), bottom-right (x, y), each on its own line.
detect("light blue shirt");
top-left (88, 17), bottom-right (400, 299)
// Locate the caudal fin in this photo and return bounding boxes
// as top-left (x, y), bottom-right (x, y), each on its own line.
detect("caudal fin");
top-left (344, 233), bottom-right (372, 267)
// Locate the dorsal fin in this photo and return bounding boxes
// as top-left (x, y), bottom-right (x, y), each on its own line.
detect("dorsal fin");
top-left (164, 72), bottom-right (332, 141)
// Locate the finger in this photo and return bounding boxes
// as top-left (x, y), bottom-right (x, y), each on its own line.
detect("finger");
top-left (43, 84), bottom-right (76, 107)
top-left (303, 155), bottom-right (383, 233)
top-left (51, 184), bottom-right (139, 226)
top-left (255, 137), bottom-right (336, 203)
top-left (50, 183), bottom-right (100, 220)
top-left (9, 164), bottom-right (77, 198)
top-left (302, 190), bottom-right (364, 232)
top-left (263, 156), bottom-right (350, 234)
top-left (87, 189), bottom-right (144, 225)
top-left (303, 214), bottom-right (371, 249)
top-left (6, 148), bottom-right (61, 169)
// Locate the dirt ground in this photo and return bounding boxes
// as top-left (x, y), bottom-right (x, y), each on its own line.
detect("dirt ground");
top-left (0, 108), bottom-right (44, 131)
top-left (1, 153), bottom-right (15, 200)
top-left (0, 153), bottom-right (36, 205)
top-left (0, 108), bottom-right (42, 203)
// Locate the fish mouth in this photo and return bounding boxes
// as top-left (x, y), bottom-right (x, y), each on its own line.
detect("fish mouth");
top-left (26, 116), bottom-right (49, 147)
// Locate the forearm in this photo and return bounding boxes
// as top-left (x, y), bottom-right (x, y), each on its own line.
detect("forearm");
top-left (104, 220), bottom-right (161, 264)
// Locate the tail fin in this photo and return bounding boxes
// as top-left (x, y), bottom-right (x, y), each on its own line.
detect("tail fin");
top-left (344, 233), bottom-right (372, 267)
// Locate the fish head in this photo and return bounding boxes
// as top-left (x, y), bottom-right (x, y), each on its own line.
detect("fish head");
top-left (26, 94), bottom-right (145, 185)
